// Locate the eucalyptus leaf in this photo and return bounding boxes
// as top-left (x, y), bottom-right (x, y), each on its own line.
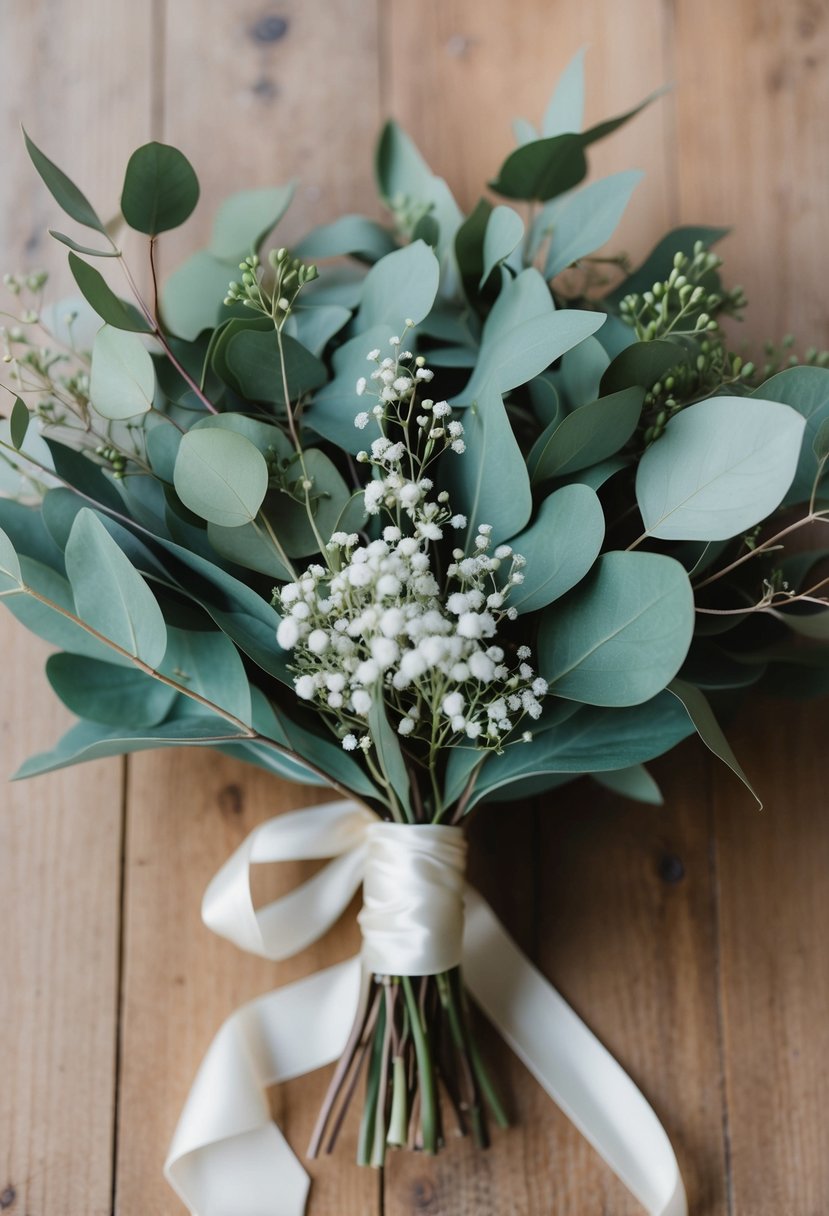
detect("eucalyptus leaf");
top-left (46, 652), bottom-right (177, 728)
top-left (600, 339), bottom-right (688, 396)
top-left (9, 396), bottom-right (29, 449)
top-left (470, 691), bottom-right (695, 808)
top-left (69, 252), bottom-right (152, 333)
top-left (593, 764), bottom-right (663, 805)
top-left (285, 304), bottom-right (352, 358)
top-left (539, 551), bottom-right (694, 706)
top-left (668, 679), bottom-right (760, 806)
top-left (89, 325), bottom-right (155, 419)
top-left (507, 484), bottom-right (605, 613)
top-left (375, 121), bottom-right (464, 266)
top-left (65, 508), bottom-right (167, 666)
top-left (161, 251), bottom-right (234, 341)
top-left (357, 240), bottom-right (440, 333)
top-left (636, 395), bottom-right (806, 541)
top-left (159, 625), bottom-right (251, 723)
top-left (749, 367), bottom-right (829, 506)
top-left (49, 230), bottom-right (120, 258)
top-left (542, 47), bottom-right (587, 136)
top-left (294, 215), bottom-right (397, 263)
top-left (529, 386), bottom-right (644, 483)
top-left (210, 184), bottom-right (295, 260)
top-left (368, 698), bottom-right (412, 817)
top-left (480, 206), bottom-right (524, 287)
top-left (174, 427), bottom-right (269, 527)
top-left (223, 327), bottom-right (326, 405)
top-left (607, 225), bottom-right (729, 306)
top-left (560, 335), bottom-right (610, 407)
top-left (0, 525), bottom-right (22, 590)
top-left (121, 142), bottom-right (200, 235)
top-left (0, 499), bottom-right (65, 572)
top-left (449, 380), bottom-right (532, 542)
top-left (207, 518), bottom-right (293, 580)
top-left (24, 130), bottom-right (107, 233)
top-left (538, 170), bottom-right (643, 278)
top-left (14, 713), bottom-right (244, 781)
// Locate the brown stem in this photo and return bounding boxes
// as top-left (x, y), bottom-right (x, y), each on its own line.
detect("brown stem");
top-left (307, 980), bottom-right (377, 1158)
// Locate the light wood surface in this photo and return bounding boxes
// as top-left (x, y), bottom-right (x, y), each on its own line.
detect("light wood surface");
top-left (1, 3), bottom-right (826, 1213)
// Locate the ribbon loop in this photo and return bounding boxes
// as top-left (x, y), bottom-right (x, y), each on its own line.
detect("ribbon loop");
top-left (359, 822), bottom-right (467, 976)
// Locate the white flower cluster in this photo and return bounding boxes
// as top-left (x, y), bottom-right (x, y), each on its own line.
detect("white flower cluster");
top-left (276, 522), bottom-right (546, 752)
top-left (274, 335), bottom-right (546, 761)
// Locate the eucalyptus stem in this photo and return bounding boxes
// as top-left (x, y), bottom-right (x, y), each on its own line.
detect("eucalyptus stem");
top-left (401, 975), bottom-right (438, 1154)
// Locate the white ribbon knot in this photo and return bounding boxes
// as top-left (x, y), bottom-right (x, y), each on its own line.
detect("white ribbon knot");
top-left (166, 801), bottom-right (688, 1216)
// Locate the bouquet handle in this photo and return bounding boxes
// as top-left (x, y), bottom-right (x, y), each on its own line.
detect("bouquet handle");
top-left (165, 802), bottom-right (687, 1216)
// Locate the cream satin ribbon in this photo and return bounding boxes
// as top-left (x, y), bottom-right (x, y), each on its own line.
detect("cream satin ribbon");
top-left (166, 801), bottom-right (688, 1216)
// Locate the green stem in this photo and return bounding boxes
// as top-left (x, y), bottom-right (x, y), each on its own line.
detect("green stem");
top-left (401, 975), bottom-right (438, 1154)
top-left (387, 1056), bottom-right (408, 1148)
top-left (357, 997), bottom-right (386, 1167)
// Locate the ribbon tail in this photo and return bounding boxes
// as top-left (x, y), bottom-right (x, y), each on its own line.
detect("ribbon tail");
top-left (462, 888), bottom-right (688, 1216)
top-left (165, 957), bottom-right (365, 1216)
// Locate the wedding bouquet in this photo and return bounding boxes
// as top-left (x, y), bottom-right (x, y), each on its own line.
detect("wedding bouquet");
top-left (2, 52), bottom-right (828, 1216)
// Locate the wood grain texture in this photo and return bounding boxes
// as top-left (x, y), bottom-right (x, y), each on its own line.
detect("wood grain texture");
top-left (0, 3), bottom-right (154, 1214)
top-left (1, 2), bottom-right (829, 1214)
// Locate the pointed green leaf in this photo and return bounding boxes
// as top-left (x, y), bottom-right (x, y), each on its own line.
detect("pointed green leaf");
top-left (480, 205), bottom-right (524, 287)
top-left (69, 252), bottom-right (152, 333)
top-left (357, 239), bottom-right (439, 333)
top-left (540, 170), bottom-right (643, 278)
top-left (65, 509), bottom-right (167, 666)
top-left (0, 525), bottom-right (23, 590)
top-left (529, 386), bottom-right (644, 483)
top-left (294, 214), bottom-right (397, 263)
top-left (49, 230), bottom-right (120, 257)
top-left (450, 380), bottom-right (532, 543)
top-left (209, 184), bottom-right (294, 260)
top-left (9, 396), bottom-right (29, 449)
top-left (368, 698), bottom-right (412, 817)
top-left (24, 130), bottom-right (107, 233)
top-left (668, 679), bottom-right (760, 807)
top-left (46, 652), bottom-right (177, 727)
top-left (593, 763), bottom-right (663, 805)
top-left (542, 48), bottom-right (587, 136)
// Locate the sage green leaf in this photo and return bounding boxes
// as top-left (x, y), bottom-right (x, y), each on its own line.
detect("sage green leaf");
top-left (174, 427), bottom-right (269, 527)
top-left (507, 485), bottom-right (605, 614)
top-left (635, 395), bottom-right (806, 541)
top-left (529, 386), bottom-right (644, 483)
top-left (539, 170), bottom-right (643, 278)
top-left (257, 448), bottom-right (363, 558)
top-left (161, 251), bottom-right (233, 340)
top-left (358, 240), bottom-right (439, 333)
top-left (46, 652), bottom-right (177, 728)
top-left (14, 714), bottom-right (244, 781)
top-left (209, 184), bottom-right (294, 260)
top-left (458, 269), bottom-right (604, 404)
top-left (49, 230), bottom-right (120, 258)
top-left (375, 121), bottom-right (464, 265)
top-left (470, 692), bottom-right (694, 807)
top-left (2, 555), bottom-right (118, 662)
top-left (561, 335), bottom-right (610, 407)
top-left (455, 199), bottom-right (492, 296)
top-left (191, 411), bottom-right (293, 460)
top-left (542, 47), bottom-right (586, 136)
top-left (207, 518), bottom-right (293, 580)
top-left (294, 215), bottom-right (397, 263)
top-left (607, 225), bottom-right (729, 306)
top-left (668, 679), bottom-right (760, 806)
top-left (89, 325), bottom-right (155, 420)
top-left (24, 130), bottom-right (106, 233)
top-left (368, 698), bottom-right (412, 817)
top-left (285, 304), bottom-right (352, 357)
top-left (223, 328), bottom-right (326, 404)
top-left (0, 499), bottom-right (64, 572)
top-left (160, 625), bottom-right (251, 723)
top-left (528, 372), bottom-right (562, 427)
top-left (309, 322), bottom-right (394, 451)
top-left (480, 205), bottom-right (524, 287)
top-left (9, 396), bottom-right (29, 449)
top-left (69, 252), bottom-right (152, 333)
top-left (814, 416), bottom-right (829, 461)
top-left (749, 367), bottom-right (829, 506)
top-left (45, 437), bottom-right (125, 512)
top-left (539, 551), bottom-right (694, 706)
top-left (600, 339), bottom-right (688, 395)
top-left (146, 423), bottom-right (180, 481)
top-left (512, 117), bottom-right (538, 145)
top-left (0, 525), bottom-right (23, 590)
top-left (558, 456), bottom-right (628, 492)
top-left (121, 142), bottom-right (200, 235)
top-left (65, 508), bottom-right (167, 666)
top-left (450, 380), bottom-right (532, 543)
top-left (593, 764), bottom-right (663, 805)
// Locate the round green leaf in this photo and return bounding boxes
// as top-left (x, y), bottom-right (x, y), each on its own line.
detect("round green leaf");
top-left (174, 427), bottom-right (269, 527)
top-left (635, 395), bottom-right (807, 541)
top-left (121, 142), bottom-right (200, 236)
top-left (507, 484), bottom-right (605, 614)
top-left (90, 325), bottom-right (155, 419)
top-left (538, 550), bottom-right (694, 706)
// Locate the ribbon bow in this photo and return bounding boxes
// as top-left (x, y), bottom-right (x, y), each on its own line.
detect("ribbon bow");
top-left (165, 800), bottom-right (688, 1216)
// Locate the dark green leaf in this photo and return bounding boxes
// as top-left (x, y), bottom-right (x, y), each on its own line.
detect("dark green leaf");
top-left (49, 230), bottom-right (120, 257)
top-left (223, 327), bottom-right (327, 405)
top-left (606, 226), bottom-right (729, 306)
top-left (69, 252), bottom-right (152, 333)
top-left (529, 386), bottom-right (644, 483)
top-left (24, 130), bottom-right (107, 233)
top-left (368, 699), bottom-right (412, 817)
top-left (121, 142), bottom-right (200, 235)
top-left (9, 396), bottom-right (29, 449)
top-left (668, 679), bottom-right (760, 806)
top-left (600, 339), bottom-right (688, 396)
top-left (46, 652), bottom-right (177, 728)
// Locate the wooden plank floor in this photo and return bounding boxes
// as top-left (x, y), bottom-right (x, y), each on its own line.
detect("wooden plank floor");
top-left (1, 2), bottom-right (828, 1213)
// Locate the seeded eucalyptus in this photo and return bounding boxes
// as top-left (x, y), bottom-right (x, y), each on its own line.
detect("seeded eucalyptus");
top-left (2, 51), bottom-right (829, 1165)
